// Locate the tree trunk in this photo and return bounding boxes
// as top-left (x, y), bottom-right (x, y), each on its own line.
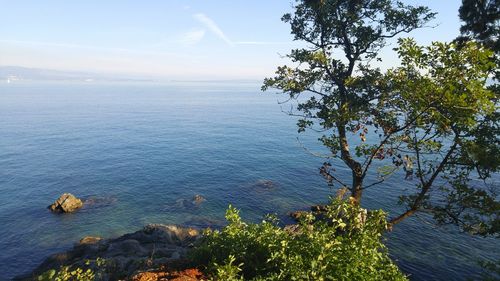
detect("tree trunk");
top-left (351, 171), bottom-right (363, 203)
top-left (337, 121), bottom-right (364, 204)
top-left (390, 140), bottom-right (458, 226)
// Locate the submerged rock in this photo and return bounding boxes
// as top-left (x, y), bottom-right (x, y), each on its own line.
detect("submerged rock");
top-left (246, 179), bottom-right (279, 193)
top-left (48, 193), bottom-right (83, 213)
top-left (165, 195), bottom-right (206, 212)
top-left (254, 179), bottom-right (277, 189)
top-left (182, 217), bottom-right (224, 228)
top-left (192, 194), bottom-right (206, 205)
top-left (82, 195), bottom-right (118, 209)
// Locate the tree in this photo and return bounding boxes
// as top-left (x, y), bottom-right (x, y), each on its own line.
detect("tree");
top-left (380, 39), bottom-right (498, 235)
top-left (457, 0), bottom-right (499, 82)
top-left (262, 0), bottom-right (499, 234)
top-left (458, 0), bottom-right (499, 53)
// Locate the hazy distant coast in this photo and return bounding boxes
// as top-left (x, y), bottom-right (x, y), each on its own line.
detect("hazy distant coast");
top-left (0, 66), bottom-right (160, 83)
top-left (0, 66), bottom-right (263, 84)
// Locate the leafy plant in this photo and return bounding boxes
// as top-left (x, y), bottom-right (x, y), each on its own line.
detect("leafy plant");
top-left (191, 194), bottom-right (407, 280)
top-left (37, 258), bottom-right (106, 281)
top-left (37, 266), bottom-right (94, 281)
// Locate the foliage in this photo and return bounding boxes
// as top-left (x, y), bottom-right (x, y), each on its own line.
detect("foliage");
top-left (458, 0), bottom-right (499, 53)
top-left (262, 0), bottom-right (499, 235)
top-left (37, 266), bottom-right (94, 281)
top-left (478, 259), bottom-right (500, 281)
top-left (37, 258), bottom-right (106, 281)
top-left (380, 39), bottom-right (499, 236)
top-left (262, 0), bottom-right (435, 202)
top-left (191, 196), bottom-right (407, 281)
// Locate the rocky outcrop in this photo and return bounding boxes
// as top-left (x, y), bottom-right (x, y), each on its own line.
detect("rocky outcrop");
top-left (16, 224), bottom-right (200, 280)
top-left (48, 193), bottom-right (83, 213)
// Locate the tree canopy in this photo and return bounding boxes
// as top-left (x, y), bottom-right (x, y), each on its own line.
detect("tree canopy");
top-left (263, 0), bottom-right (499, 235)
top-left (458, 0), bottom-right (499, 53)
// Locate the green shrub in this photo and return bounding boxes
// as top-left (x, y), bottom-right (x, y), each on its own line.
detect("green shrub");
top-left (37, 266), bottom-right (94, 281)
top-left (37, 258), bottom-right (106, 281)
top-left (191, 196), bottom-right (407, 281)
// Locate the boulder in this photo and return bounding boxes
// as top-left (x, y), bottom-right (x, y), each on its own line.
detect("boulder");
top-left (48, 193), bottom-right (83, 213)
top-left (79, 236), bottom-right (103, 245)
top-left (192, 194), bottom-right (206, 205)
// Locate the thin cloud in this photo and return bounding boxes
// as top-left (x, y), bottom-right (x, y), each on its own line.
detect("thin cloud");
top-left (193, 13), bottom-right (234, 46)
top-left (0, 39), bottom-right (193, 57)
top-left (235, 41), bottom-right (292, 45)
top-left (179, 29), bottom-right (206, 45)
top-left (192, 13), bottom-right (292, 47)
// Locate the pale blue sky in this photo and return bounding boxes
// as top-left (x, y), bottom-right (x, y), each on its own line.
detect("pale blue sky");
top-left (0, 1), bottom-right (462, 79)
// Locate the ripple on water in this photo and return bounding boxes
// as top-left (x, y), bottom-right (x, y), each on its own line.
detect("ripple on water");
top-left (0, 83), bottom-right (498, 281)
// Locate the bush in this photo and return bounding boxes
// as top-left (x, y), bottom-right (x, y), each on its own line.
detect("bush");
top-left (191, 195), bottom-right (407, 281)
top-left (37, 266), bottom-right (95, 281)
top-left (37, 258), bottom-right (106, 281)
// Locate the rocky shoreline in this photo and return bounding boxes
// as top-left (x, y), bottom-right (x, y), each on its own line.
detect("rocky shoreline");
top-left (15, 224), bottom-right (201, 280)
top-left (16, 188), bottom-right (322, 280)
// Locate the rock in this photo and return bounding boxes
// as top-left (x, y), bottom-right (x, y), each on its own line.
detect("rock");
top-left (82, 195), bottom-right (117, 209)
top-left (254, 179), bottom-right (277, 190)
top-left (289, 210), bottom-right (309, 221)
top-left (17, 224), bottom-right (201, 280)
top-left (106, 239), bottom-right (145, 257)
top-left (174, 199), bottom-right (195, 210)
top-left (164, 195), bottom-right (206, 212)
top-left (79, 236), bottom-right (103, 245)
top-left (131, 268), bottom-right (205, 281)
top-left (132, 271), bottom-right (168, 281)
top-left (142, 224), bottom-right (199, 246)
top-left (182, 217), bottom-right (224, 228)
top-left (310, 205), bottom-right (328, 212)
top-left (192, 194), bottom-right (206, 205)
top-left (283, 224), bottom-right (301, 234)
top-left (171, 251), bottom-right (180, 260)
top-left (245, 179), bottom-right (279, 194)
top-left (290, 205), bottom-right (329, 223)
top-left (48, 193), bottom-right (83, 213)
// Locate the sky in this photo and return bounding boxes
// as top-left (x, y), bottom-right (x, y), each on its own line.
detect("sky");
top-left (0, 1), bottom-right (463, 80)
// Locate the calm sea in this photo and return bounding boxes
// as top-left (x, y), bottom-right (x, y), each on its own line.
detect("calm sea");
top-left (0, 82), bottom-right (498, 280)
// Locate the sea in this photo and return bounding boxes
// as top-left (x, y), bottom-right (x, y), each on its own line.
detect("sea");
top-left (0, 81), bottom-right (498, 280)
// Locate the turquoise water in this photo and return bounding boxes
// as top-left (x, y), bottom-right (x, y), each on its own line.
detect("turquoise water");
top-left (0, 82), bottom-right (498, 280)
